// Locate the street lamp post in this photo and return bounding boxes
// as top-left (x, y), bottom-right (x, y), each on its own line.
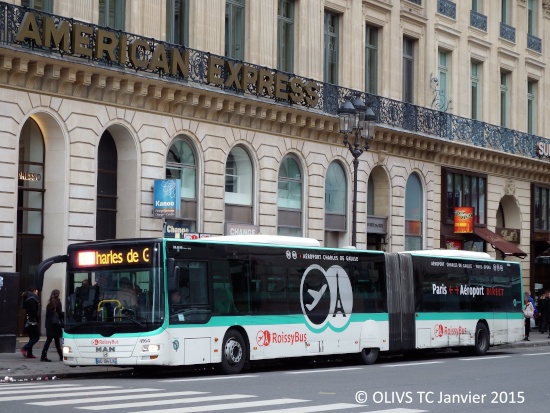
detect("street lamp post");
top-left (338, 94), bottom-right (376, 247)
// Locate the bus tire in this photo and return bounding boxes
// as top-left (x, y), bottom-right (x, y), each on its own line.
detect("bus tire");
top-left (220, 329), bottom-right (246, 374)
top-left (473, 323), bottom-right (489, 356)
top-left (354, 348), bottom-right (379, 365)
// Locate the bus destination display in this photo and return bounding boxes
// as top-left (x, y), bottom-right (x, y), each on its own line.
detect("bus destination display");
top-left (71, 245), bottom-right (153, 268)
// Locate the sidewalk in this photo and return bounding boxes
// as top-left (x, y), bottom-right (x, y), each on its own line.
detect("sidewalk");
top-left (0, 337), bottom-right (132, 382)
top-left (1, 334), bottom-right (549, 382)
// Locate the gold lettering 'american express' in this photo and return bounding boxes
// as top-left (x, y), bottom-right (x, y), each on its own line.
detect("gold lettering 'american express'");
top-left (15, 11), bottom-right (319, 106)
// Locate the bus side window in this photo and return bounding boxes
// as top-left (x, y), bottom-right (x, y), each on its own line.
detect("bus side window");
top-left (213, 287), bottom-right (237, 314)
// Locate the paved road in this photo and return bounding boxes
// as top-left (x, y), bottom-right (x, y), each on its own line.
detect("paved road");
top-left (1, 345), bottom-right (549, 413)
top-left (1, 333), bottom-right (549, 382)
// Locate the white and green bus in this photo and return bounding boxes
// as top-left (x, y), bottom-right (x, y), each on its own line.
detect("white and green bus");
top-left (35, 235), bottom-right (524, 374)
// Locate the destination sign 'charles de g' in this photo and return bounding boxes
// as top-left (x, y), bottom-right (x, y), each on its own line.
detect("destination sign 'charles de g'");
top-left (15, 11), bottom-right (320, 107)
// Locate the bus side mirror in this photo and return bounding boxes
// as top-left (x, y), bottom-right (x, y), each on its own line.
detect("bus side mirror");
top-left (167, 258), bottom-right (180, 291)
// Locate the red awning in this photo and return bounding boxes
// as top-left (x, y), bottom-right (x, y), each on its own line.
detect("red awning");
top-left (473, 227), bottom-right (527, 258)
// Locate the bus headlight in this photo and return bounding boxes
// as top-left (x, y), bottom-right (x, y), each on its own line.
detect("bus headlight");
top-left (142, 344), bottom-right (160, 352)
top-left (62, 346), bottom-right (72, 354)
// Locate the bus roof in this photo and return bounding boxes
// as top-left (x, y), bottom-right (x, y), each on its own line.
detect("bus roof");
top-left (400, 249), bottom-right (494, 260)
top-left (193, 235), bottom-right (321, 247)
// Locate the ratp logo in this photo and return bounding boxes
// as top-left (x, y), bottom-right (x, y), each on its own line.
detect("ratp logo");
top-left (300, 264), bottom-right (353, 333)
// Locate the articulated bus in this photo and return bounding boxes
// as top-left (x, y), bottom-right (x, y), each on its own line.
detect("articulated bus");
top-left (35, 235), bottom-right (524, 374)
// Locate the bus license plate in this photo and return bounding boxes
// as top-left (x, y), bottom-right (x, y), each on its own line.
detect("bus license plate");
top-left (96, 358), bottom-right (117, 365)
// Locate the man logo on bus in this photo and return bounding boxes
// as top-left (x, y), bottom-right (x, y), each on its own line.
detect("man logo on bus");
top-left (300, 264), bottom-right (353, 332)
top-left (256, 330), bottom-right (271, 347)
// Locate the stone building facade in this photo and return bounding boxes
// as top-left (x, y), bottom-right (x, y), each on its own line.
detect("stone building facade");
top-left (2, 0), bottom-right (550, 327)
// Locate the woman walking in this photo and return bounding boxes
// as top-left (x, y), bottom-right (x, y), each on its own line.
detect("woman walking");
top-left (21, 285), bottom-right (40, 358)
top-left (40, 289), bottom-right (64, 362)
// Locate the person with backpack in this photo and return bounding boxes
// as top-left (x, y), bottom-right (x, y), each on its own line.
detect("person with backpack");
top-left (21, 284), bottom-right (41, 358)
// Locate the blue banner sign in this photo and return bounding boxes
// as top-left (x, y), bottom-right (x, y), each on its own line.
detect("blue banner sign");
top-left (154, 179), bottom-right (180, 218)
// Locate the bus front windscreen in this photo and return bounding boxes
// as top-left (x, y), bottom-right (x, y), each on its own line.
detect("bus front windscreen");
top-left (64, 243), bottom-right (165, 333)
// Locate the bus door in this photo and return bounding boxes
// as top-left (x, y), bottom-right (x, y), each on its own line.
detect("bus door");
top-left (385, 253), bottom-right (415, 351)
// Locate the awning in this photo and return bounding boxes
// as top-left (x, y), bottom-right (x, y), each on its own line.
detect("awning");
top-left (473, 227), bottom-right (527, 258)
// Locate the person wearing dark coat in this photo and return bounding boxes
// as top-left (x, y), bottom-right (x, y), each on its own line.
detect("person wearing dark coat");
top-left (21, 284), bottom-right (41, 358)
top-left (40, 289), bottom-right (64, 362)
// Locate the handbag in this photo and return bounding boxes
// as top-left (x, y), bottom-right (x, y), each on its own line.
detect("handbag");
top-left (51, 311), bottom-right (64, 328)
top-left (23, 318), bottom-right (37, 333)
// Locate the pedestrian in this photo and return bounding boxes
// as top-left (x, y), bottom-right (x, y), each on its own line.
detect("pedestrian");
top-left (538, 290), bottom-right (550, 336)
top-left (21, 284), bottom-right (40, 358)
top-left (40, 289), bottom-right (64, 362)
top-left (523, 297), bottom-right (534, 341)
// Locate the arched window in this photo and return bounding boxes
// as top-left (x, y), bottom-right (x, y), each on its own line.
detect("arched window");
top-left (96, 131), bottom-right (117, 240)
top-left (278, 156), bottom-right (302, 236)
top-left (166, 137), bottom-right (198, 232)
top-left (325, 161), bottom-right (347, 237)
top-left (405, 173), bottom-right (423, 250)
top-left (17, 118), bottom-right (45, 296)
top-left (225, 146), bottom-right (253, 224)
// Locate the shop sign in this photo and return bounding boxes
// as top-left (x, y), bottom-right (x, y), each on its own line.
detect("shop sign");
top-left (153, 179), bottom-right (180, 218)
top-left (495, 227), bottom-right (520, 244)
top-left (15, 11), bottom-right (319, 107)
top-left (366, 216), bottom-right (387, 234)
top-left (454, 207), bottom-right (474, 233)
top-left (225, 223), bottom-right (260, 236)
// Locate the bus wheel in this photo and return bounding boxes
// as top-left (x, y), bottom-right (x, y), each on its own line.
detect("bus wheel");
top-left (354, 348), bottom-right (379, 365)
top-left (473, 323), bottom-right (489, 356)
top-left (221, 329), bottom-right (246, 374)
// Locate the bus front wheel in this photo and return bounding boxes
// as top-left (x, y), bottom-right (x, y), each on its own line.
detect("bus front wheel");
top-left (220, 329), bottom-right (246, 374)
top-left (354, 348), bottom-right (379, 365)
top-left (473, 323), bottom-right (489, 356)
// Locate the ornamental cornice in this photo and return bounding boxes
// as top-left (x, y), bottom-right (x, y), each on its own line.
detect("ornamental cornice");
top-left (0, 48), bottom-right (335, 141)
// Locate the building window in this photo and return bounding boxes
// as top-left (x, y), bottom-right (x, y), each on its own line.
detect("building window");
top-left (438, 50), bottom-right (450, 104)
top-left (277, 156), bottom-right (302, 236)
top-left (471, 0), bottom-right (481, 13)
top-left (471, 61), bottom-right (481, 120)
top-left (324, 10), bottom-right (339, 84)
top-left (367, 175), bottom-right (375, 216)
top-left (21, 0), bottom-right (53, 12)
top-left (96, 131), bottom-right (118, 240)
top-left (225, 146), bottom-right (253, 224)
top-left (225, 0), bottom-right (245, 60)
top-left (325, 161), bottom-right (346, 231)
top-left (527, 79), bottom-right (536, 134)
top-left (166, 137), bottom-right (197, 231)
top-left (277, 0), bottom-right (294, 73)
top-left (405, 173), bottom-right (423, 251)
top-left (501, 0), bottom-right (510, 24)
top-left (443, 169), bottom-right (486, 226)
top-left (500, 70), bottom-right (509, 127)
top-left (403, 37), bottom-right (415, 103)
top-left (534, 185), bottom-right (550, 231)
top-left (528, 0), bottom-right (536, 36)
top-left (17, 118), bottom-right (45, 307)
top-left (365, 24), bottom-right (378, 94)
top-left (166, 0), bottom-right (189, 47)
top-left (99, 0), bottom-right (125, 30)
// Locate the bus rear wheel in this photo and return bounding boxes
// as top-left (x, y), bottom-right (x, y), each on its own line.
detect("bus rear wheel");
top-left (220, 329), bottom-right (246, 374)
top-left (354, 348), bottom-right (379, 365)
top-left (473, 323), bottom-right (489, 356)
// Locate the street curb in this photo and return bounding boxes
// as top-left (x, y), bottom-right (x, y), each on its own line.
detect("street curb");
top-left (3, 340), bottom-right (549, 382)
